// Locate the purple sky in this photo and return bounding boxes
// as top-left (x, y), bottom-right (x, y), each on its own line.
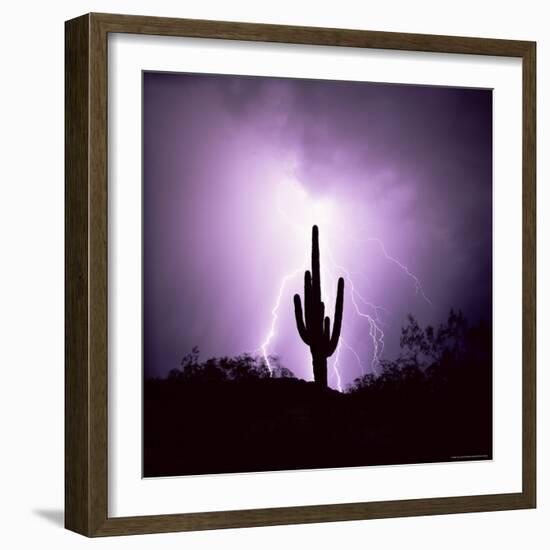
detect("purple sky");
top-left (143, 71), bottom-right (492, 389)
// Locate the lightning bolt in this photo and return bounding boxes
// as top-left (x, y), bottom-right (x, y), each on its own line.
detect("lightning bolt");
top-left (260, 266), bottom-right (305, 375)
top-left (331, 343), bottom-right (344, 392)
top-left (356, 236), bottom-right (432, 307)
top-left (340, 337), bottom-right (366, 376)
top-left (325, 242), bottom-right (384, 378)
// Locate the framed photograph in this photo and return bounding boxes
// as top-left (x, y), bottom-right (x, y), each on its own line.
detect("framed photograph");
top-left (65, 13), bottom-right (536, 537)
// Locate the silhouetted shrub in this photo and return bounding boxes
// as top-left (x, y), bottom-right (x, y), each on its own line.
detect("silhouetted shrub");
top-left (167, 350), bottom-right (294, 383)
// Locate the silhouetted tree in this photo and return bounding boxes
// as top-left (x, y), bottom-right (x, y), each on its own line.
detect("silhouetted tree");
top-left (347, 309), bottom-right (489, 393)
top-left (294, 225), bottom-right (344, 387)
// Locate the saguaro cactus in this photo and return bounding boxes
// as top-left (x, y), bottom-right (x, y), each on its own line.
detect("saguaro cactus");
top-left (294, 225), bottom-right (344, 387)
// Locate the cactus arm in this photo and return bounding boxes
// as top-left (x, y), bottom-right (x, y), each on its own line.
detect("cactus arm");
top-left (293, 294), bottom-right (310, 345)
top-left (318, 301), bottom-right (325, 339)
top-left (326, 277), bottom-right (345, 356)
top-left (323, 316), bottom-right (331, 341)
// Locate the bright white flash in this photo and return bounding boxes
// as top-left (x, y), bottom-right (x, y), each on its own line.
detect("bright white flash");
top-left (277, 178), bottom-right (334, 229)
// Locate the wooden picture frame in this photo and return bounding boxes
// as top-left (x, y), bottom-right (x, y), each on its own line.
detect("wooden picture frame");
top-left (65, 12), bottom-right (536, 537)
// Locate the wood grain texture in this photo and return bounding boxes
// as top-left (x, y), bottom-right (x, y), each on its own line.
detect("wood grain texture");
top-left (65, 14), bottom-right (91, 535)
top-left (92, 12), bottom-right (533, 56)
top-left (64, 12), bottom-right (537, 537)
top-left (521, 42), bottom-right (537, 508)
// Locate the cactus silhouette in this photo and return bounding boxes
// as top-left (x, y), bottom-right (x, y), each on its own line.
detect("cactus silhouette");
top-left (294, 225), bottom-right (344, 387)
